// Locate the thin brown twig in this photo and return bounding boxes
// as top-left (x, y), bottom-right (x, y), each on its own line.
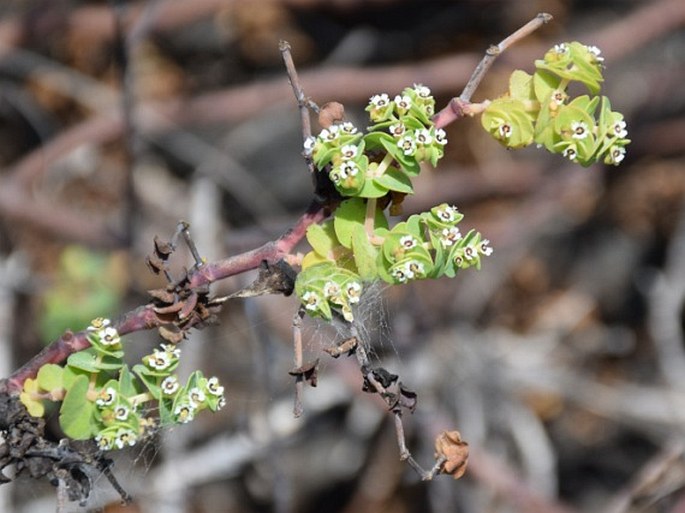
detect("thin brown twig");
top-left (433, 12), bottom-right (552, 129)
top-left (292, 308), bottom-right (305, 417)
top-left (346, 330), bottom-right (444, 481)
top-left (280, 40), bottom-right (319, 180)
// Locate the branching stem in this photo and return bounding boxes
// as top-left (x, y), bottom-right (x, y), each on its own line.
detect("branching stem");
top-left (433, 12), bottom-right (552, 129)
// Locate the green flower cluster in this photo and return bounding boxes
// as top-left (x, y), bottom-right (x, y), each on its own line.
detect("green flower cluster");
top-left (296, 85), bottom-right (493, 322)
top-left (20, 318), bottom-right (226, 450)
top-left (305, 84), bottom-right (447, 199)
top-left (376, 204), bottom-right (493, 285)
top-left (481, 42), bottom-right (630, 166)
top-left (295, 199), bottom-right (492, 322)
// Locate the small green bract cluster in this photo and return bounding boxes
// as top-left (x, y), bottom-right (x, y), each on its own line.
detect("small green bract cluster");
top-left (296, 84), bottom-right (492, 322)
top-left (305, 85), bottom-right (448, 199)
top-left (481, 42), bottom-right (630, 166)
top-left (20, 318), bottom-right (226, 450)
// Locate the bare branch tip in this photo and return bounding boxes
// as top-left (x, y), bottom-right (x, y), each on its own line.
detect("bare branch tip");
top-left (539, 13), bottom-right (553, 23)
top-left (279, 40), bottom-right (291, 52)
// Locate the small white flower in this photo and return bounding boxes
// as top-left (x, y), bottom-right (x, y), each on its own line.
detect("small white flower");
top-left (609, 146), bottom-right (626, 164)
top-left (346, 282), bottom-right (362, 304)
top-left (340, 161), bottom-right (359, 177)
top-left (498, 123), bottom-right (512, 139)
top-left (216, 396), bottom-right (226, 410)
top-left (463, 245), bottom-right (478, 261)
top-left (329, 168), bottom-right (344, 185)
top-left (174, 402), bottom-right (195, 424)
top-left (161, 376), bottom-right (180, 395)
top-left (114, 428), bottom-right (137, 449)
top-left (391, 267), bottom-right (409, 283)
top-left (414, 128), bottom-right (432, 145)
top-left (302, 291), bottom-right (321, 311)
top-left (114, 405), bottom-right (130, 421)
top-left (370, 93), bottom-right (390, 108)
top-left (206, 377), bottom-right (224, 397)
top-left (440, 227), bottom-right (462, 247)
top-left (434, 128), bottom-right (448, 146)
top-left (413, 84), bottom-right (431, 98)
top-left (389, 123), bottom-right (406, 138)
top-left (399, 235), bottom-right (418, 250)
top-left (320, 125), bottom-right (340, 142)
top-left (323, 281), bottom-right (341, 298)
top-left (87, 318), bottom-right (111, 332)
top-left (587, 45), bottom-right (604, 63)
top-left (563, 146), bottom-right (578, 161)
top-left (394, 94), bottom-right (412, 111)
top-left (479, 239), bottom-right (494, 256)
top-left (612, 120), bottom-right (628, 138)
top-left (550, 90), bottom-right (566, 106)
top-left (398, 135), bottom-right (416, 156)
top-left (405, 260), bottom-right (424, 278)
top-left (571, 121), bottom-right (589, 140)
top-left (148, 349), bottom-right (172, 371)
top-left (304, 136), bottom-right (316, 156)
top-left (96, 387), bottom-right (117, 407)
top-left (160, 343), bottom-right (181, 358)
top-left (340, 145), bottom-right (358, 161)
top-left (95, 434), bottom-right (112, 451)
top-left (188, 387), bottom-right (206, 407)
top-left (98, 326), bottom-right (120, 346)
top-left (436, 204), bottom-right (458, 223)
top-left (553, 43), bottom-right (568, 55)
top-left (340, 121), bottom-right (358, 134)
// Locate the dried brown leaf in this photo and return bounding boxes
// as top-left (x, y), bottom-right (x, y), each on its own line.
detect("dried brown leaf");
top-left (434, 430), bottom-right (469, 479)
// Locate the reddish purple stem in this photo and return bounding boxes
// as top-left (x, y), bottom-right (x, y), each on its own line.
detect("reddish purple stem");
top-left (1, 202), bottom-right (325, 395)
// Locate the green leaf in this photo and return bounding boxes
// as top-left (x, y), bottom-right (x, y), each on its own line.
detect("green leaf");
top-left (509, 70), bottom-right (535, 101)
top-left (59, 375), bottom-right (96, 439)
top-left (351, 225), bottom-right (379, 281)
top-left (334, 198), bottom-right (368, 248)
top-left (158, 397), bottom-right (174, 426)
top-left (363, 130), bottom-right (394, 151)
top-left (37, 364), bottom-right (64, 392)
top-left (313, 145), bottom-right (338, 169)
top-left (20, 391), bottom-right (45, 418)
top-left (306, 221), bottom-right (338, 257)
top-left (380, 137), bottom-right (420, 176)
top-left (118, 365), bottom-right (139, 397)
top-left (357, 176), bottom-right (390, 198)
top-left (375, 167), bottom-right (414, 194)
top-left (96, 355), bottom-right (126, 371)
top-left (133, 364), bottom-right (162, 399)
top-left (67, 349), bottom-right (101, 373)
top-left (533, 70), bottom-right (561, 104)
top-left (20, 378), bottom-right (45, 418)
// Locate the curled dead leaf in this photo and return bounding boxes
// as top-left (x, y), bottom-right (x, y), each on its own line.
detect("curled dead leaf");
top-left (289, 359), bottom-right (319, 387)
top-left (434, 430), bottom-right (469, 479)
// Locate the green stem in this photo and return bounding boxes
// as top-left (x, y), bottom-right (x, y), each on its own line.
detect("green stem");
top-left (373, 153), bottom-right (394, 178)
top-left (129, 392), bottom-right (153, 406)
top-left (365, 198), bottom-right (377, 239)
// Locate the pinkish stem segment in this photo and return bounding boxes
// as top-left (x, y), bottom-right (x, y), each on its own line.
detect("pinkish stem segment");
top-left (1, 202), bottom-right (326, 395)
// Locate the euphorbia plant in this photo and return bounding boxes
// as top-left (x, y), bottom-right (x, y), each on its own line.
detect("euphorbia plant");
top-left (2, 13), bottom-right (631, 504)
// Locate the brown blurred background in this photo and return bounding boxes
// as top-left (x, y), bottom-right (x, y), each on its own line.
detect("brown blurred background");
top-left (0, 0), bottom-right (684, 512)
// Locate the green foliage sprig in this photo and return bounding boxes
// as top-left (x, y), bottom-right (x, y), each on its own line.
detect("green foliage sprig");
top-left (295, 84), bottom-right (492, 322)
top-left (481, 42), bottom-right (631, 166)
top-left (295, 42), bottom-right (628, 322)
top-left (20, 318), bottom-right (226, 450)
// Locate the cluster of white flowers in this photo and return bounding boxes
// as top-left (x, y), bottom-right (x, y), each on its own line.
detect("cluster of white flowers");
top-left (172, 375), bottom-right (226, 424)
